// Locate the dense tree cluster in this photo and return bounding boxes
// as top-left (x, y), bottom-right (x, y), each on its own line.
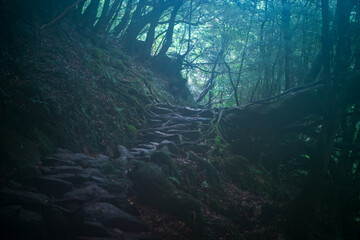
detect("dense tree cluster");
top-left (1, 0), bottom-right (360, 239)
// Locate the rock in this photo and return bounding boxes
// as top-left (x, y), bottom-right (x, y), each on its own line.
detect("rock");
top-left (47, 173), bottom-right (90, 186)
top-left (39, 167), bottom-right (52, 174)
top-left (84, 168), bottom-right (104, 177)
top-left (90, 175), bottom-right (108, 183)
top-left (62, 183), bottom-right (108, 202)
top-left (14, 166), bottom-right (42, 182)
top-left (81, 202), bottom-right (147, 232)
top-left (129, 162), bottom-right (174, 207)
top-left (137, 143), bottom-right (157, 150)
top-left (98, 181), bottom-right (129, 194)
top-left (158, 140), bottom-right (179, 155)
top-left (41, 207), bottom-right (69, 240)
top-left (114, 145), bottom-right (132, 161)
top-left (222, 155), bottom-right (251, 189)
top-left (168, 193), bottom-right (202, 228)
top-left (49, 166), bottom-right (84, 174)
top-left (29, 176), bottom-right (73, 197)
top-left (15, 166), bottom-right (41, 178)
top-left (188, 151), bottom-right (220, 186)
top-left (47, 153), bottom-right (90, 164)
top-left (41, 156), bottom-right (77, 167)
top-left (96, 154), bottom-right (110, 161)
top-left (88, 160), bottom-right (107, 169)
top-left (130, 148), bottom-right (151, 157)
top-left (76, 221), bottom-right (112, 237)
top-left (150, 151), bottom-right (179, 178)
top-left (0, 205), bottom-right (45, 240)
top-left (0, 188), bottom-right (51, 209)
top-left (55, 148), bottom-right (72, 154)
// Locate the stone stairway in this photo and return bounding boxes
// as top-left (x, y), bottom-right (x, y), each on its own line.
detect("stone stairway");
top-left (0, 104), bottom-right (221, 240)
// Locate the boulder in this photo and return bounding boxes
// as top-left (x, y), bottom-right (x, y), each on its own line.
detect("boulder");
top-left (0, 205), bottom-right (45, 240)
top-left (81, 202), bottom-right (147, 232)
top-left (84, 168), bottom-right (104, 177)
top-left (29, 176), bottom-right (73, 197)
top-left (14, 166), bottom-right (41, 183)
top-left (113, 145), bottom-right (132, 165)
top-left (62, 183), bottom-right (108, 202)
top-left (40, 156), bottom-right (77, 167)
top-left (158, 140), bottom-right (180, 155)
top-left (0, 188), bottom-right (51, 209)
top-left (150, 151), bottom-right (179, 178)
top-left (129, 162), bottom-right (174, 207)
top-left (49, 166), bottom-right (84, 175)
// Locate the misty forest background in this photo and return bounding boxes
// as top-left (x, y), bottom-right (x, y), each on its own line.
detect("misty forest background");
top-left (1, 0), bottom-right (360, 239)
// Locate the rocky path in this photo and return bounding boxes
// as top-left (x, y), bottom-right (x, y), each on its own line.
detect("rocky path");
top-left (0, 104), bottom-right (280, 240)
top-left (0, 104), bottom-right (220, 239)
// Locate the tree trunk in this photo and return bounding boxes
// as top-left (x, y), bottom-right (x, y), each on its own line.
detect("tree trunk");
top-left (81, 0), bottom-right (101, 29)
top-left (285, 0), bottom-right (354, 239)
top-left (122, 0), bottom-right (170, 54)
top-left (232, 2), bottom-right (256, 105)
top-left (112, 0), bottom-right (133, 36)
top-left (143, 10), bottom-right (163, 58)
top-left (93, 0), bottom-right (111, 33)
top-left (196, 48), bottom-right (224, 104)
top-left (334, 0), bottom-right (353, 81)
top-left (157, 3), bottom-right (182, 57)
top-left (281, 0), bottom-right (292, 90)
top-left (106, 0), bottom-right (124, 31)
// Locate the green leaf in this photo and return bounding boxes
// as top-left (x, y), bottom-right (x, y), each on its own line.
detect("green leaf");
top-left (169, 176), bottom-right (180, 185)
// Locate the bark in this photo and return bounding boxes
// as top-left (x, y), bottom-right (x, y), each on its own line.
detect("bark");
top-left (112, 0), bottom-right (133, 36)
top-left (157, 2), bottom-right (182, 57)
top-left (321, 0), bottom-right (330, 87)
top-left (231, 2), bottom-right (256, 106)
top-left (285, 1), bottom-right (354, 239)
top-left (281, 0), bottom-right (292, 90)
top-left (196, 48), bottom-right (224, 104)
top-left (143, 9), bottom-right (164, 58)
top-left (334, 0), bottom-right (354, 81)
top-left (259, 0), bottom-right (270, 99)
top-left (106, 0), bottom-right (125, 31)
top-left (304, 52), bottom-right (322, 84)
top-left (122, 0), bottom-right (171, 53)
top-left (81, 0), bottom-right (101, 29)
top-left (225, 62), bottom-right (240, 106)
top-left (93, 0), bottom-right (111, 33)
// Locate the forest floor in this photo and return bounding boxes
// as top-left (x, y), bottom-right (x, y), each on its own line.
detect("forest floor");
top-left (0, 103), bottom-right (284, 240)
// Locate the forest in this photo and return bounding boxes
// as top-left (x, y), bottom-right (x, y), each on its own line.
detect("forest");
top-left (0, 0), bottom-right (359, 239)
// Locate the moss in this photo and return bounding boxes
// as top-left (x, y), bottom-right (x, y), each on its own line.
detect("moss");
top-left (189, 151), bottom-right (221, 187)
top-left (183, 164), bottom-right (197, 186)
top-left (126, 124), bottom-right (137, 140)
top-left (209, 198), bottom-right (222, 214)
top-left (214, 135), bottom-right (222, 147)
top-left (129, 162), bottom-right (174, 207)
top-left (28, 128), bottom-right (55, 153)
top-left (150, 151), bottom-right (179, 178)
top-left (101, 161), bottom-right (124, 175)
top-left (88, 60), bottom-right (103, 75)
top-left (222, 155), bottom-right (252, 190)
top-left (0, 128), bottom-right (41, 169)
top-left (91, 47), bottom-right (106, 61)
top-left (168, 193), bottom-right (203, 230)
top-left (113, 59), bottom-right (126, 71)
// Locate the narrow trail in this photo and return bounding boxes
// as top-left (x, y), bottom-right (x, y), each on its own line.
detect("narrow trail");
top-left (0, 104), bottom-right (280, 240)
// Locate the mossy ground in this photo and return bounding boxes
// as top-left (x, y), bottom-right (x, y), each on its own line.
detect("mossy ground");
top-left (0, 21), bottom-right (195, 169)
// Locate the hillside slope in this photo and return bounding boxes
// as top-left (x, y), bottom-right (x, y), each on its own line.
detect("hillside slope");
top-left (0, 21), bottom-right (195, 171)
